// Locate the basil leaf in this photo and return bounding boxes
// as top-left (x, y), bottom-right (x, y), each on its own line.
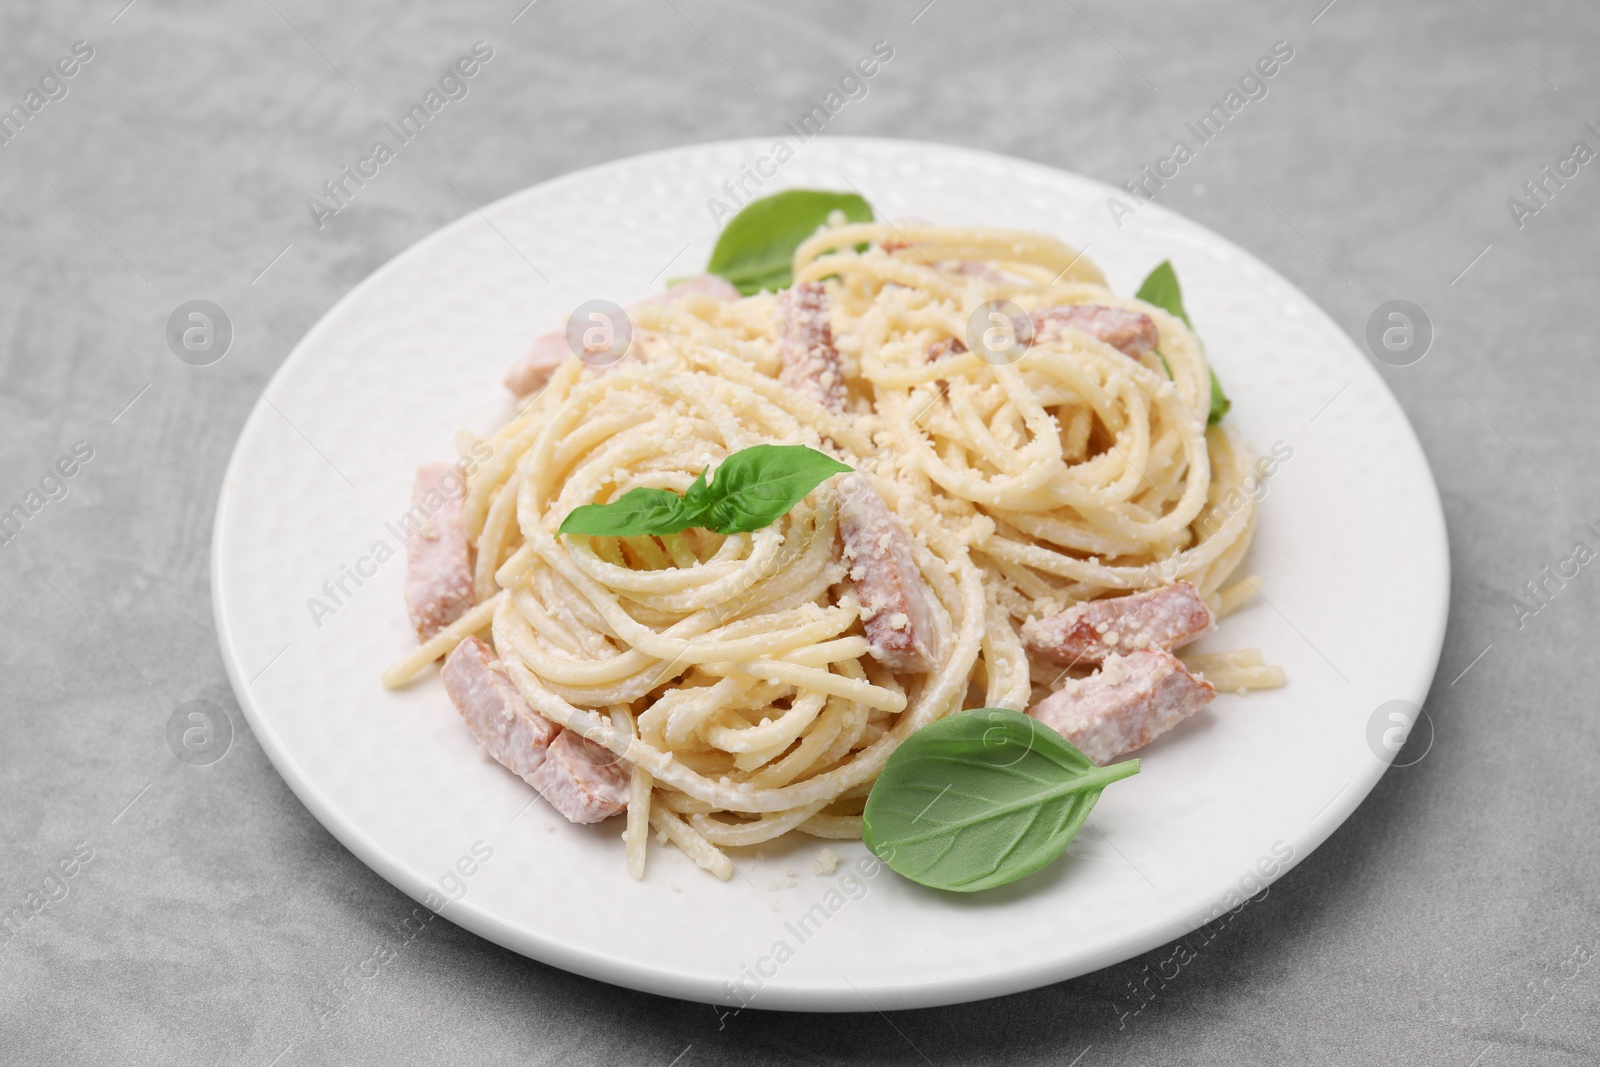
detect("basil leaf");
top-left (1136, 260), bottom-right (1230, 425)
top-left (680, 467), bottom-right (713, 515)
top-left (1207, 368), bottom-right (1231, 424)
top-left (862, 708), bottom-right (1139, 893)
top-left (707, 190), bottom-right (873, 295)
top-left (557, 487), bottom-right (696, 537)
top-left (695, 444), bottom-right (853, 534)
top-left (1135, 259), bottom-right (1192, 329)
top-left (557, 444), bottom-right (850, 538)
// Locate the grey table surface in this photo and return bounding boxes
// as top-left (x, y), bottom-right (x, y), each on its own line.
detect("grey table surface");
top-left (2, 0), bottom-right (1597, 1063)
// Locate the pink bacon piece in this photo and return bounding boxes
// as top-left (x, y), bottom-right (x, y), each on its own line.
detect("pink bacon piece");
top-left (442, 637), bottom-right (629, 824)
top-left (442, 636), bottom-right (561, 784)
top-left (504, 331), bottom-right (569, 398)
top-left (1031, 304), bottom-right (1159, 362)
top-left (777, 280), bottom-right (846, 413)
top-left (838, 474), bottom-right (937, 673)
top-left (1028, 649), bottom-right (1216, 765)
top-left (405, 463), bottom-right (473, 640)
top-left (504, 275), bottom-right (741, 397)
top-left (1022, 582), bottom-right (1215, 667)
top-left (630, 273), bottom-right (740, 310)
top-left (528, 729), bottom-right (630, 824)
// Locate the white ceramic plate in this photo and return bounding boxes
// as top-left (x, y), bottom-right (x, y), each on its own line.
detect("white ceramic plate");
top-left (213, 138), bottom-right (1449, 1012)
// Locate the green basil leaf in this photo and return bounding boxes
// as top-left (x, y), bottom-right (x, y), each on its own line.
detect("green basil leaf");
top-left (681, 467), bottom-right (713, 514)
top-left (862, 707), bottom-right (1140, 892)
top-left (1137, 260), bottom-right (1230, 425)
top-left (556, 444), bottom-right (850, 538)
top-left (1135, 259), bottom-right (1192, 329)
top-left (707, 190), bottom-right (873, 295)
top-left (557, 487), bottom-right (697, 537)
top-left (695, 444), bottom-right (852, 534)
top-left (1207, 368), bottom-right (1231, 425)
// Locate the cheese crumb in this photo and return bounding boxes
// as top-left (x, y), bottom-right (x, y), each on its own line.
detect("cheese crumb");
top-left (813, 848), bottom-right (841, 875)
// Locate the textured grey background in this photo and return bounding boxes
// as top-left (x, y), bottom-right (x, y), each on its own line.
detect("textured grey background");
top-left (2, 0), bottom-right (1597, 1063)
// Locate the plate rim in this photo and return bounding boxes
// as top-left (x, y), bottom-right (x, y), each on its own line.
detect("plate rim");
top-left (211, 135), bottom-right (1452, 1011)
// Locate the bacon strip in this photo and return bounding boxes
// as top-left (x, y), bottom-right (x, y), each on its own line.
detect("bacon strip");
top-left (1031, 305), bottom-right (1158, 361)
top-left (442, 636), bottom-right (561, 784)
top-left (631, 273), bottom-right (740, 310)
top-left (442, 637), bottom-right (629, 823)
top-left (1022, 582), bottom-right (1214, 666)
top-left (505, 275), bottom-right (741, 397)
top-left (404, 463), bottom-right (473, 640)
top-left (777, 281), bottom-right (845, 413)
top-left (837, 474), bottom-right (937, 673)
top-left (504, 331), bottom-right (569, 398)
top-left (1028, 649), bottom-right (1216, 765)
top-left (528, 729), bottom-right (630, 824)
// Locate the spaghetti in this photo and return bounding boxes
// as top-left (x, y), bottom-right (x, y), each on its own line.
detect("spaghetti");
top-left (384, 223), bottom-right (1284, 880)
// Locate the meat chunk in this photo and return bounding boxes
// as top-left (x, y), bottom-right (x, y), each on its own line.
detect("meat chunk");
top-left (443, 639), bottom-right (627, 823)
top-left (404, 463), bottom-right (473, 640)
top-left (505, 275), bottom-right (741, 396)
top-left (837, 474), bottom-right (937, 673)
top-left (777, 281), bottom-right (845, 413)
top-left (1028, 650), bottom-right (1216, 765)
top-left (1022, 582), bottom-right (1214, 667)
top-left (504, 330), bottom-right (569, 398)
top-left (528, 729), bottom-right (630, 824)
top-left (631, 273), bottom-right (741, 309)
top-left (1031, 305), bottom-right (1158, 361)
top-left (442, 636), bottom-right (561, 784)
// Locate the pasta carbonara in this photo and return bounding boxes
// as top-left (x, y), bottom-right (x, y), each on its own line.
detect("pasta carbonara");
top-left (384, 222), bottom-right (1283, 881)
